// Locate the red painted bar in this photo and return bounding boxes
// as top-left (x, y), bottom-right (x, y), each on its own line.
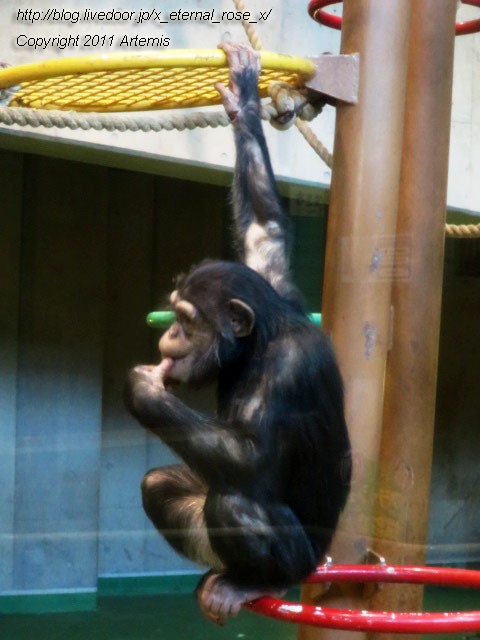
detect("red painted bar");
top-left (246, 565), bottom-right (480, 633)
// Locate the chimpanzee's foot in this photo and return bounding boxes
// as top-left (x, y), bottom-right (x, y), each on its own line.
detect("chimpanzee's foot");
top-left (197, 572), bottom-right (285, 626)
top-left (215, 42), bottom-right (260, 120)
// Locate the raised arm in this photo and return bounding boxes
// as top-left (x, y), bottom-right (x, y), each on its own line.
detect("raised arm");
top-left (216, 43), bottom-right (298, 302)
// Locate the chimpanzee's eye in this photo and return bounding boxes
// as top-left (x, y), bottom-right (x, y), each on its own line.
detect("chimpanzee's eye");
top-left (176, 313), bottom-right (193, 338)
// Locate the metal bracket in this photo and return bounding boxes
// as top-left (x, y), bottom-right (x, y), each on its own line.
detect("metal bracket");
top-left (305, 53), bottom-right (360, 105)
top-left (362, 548), bottom-right (387, 598)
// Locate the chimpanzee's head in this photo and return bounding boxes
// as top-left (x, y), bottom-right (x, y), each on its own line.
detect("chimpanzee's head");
top-left (158, 259), bottom-right (289, 387)
top-left (158, 260), bottom-right (267, 386)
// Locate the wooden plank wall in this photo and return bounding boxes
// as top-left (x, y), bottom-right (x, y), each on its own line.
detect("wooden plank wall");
top-left (427, 240), bottom-right (480, 564)
top-left (14, 156), bottom-right (108, 592)
top-left (0, 149), bottom-right (230, 595)
top-left (97, 171), bottom-right (228, 577)
top-left (98, 169), bottom-right (156, 579)
top-left (0, 152), bottom-right (23, 593)
top-left (1, 144), bottom-right (478, 600)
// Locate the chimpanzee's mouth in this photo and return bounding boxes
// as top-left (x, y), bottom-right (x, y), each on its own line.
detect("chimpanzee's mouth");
top-left (162, 357), bottom-right (184, 390)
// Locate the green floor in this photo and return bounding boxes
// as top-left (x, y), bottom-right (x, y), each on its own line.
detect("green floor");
top-left (2, 587), bottom-right (479, 640)
top-left (1, 592), bottom-right (296, 640)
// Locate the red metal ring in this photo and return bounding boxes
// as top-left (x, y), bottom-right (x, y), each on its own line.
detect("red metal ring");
top-left (457, 0), bottom-right (480, 35)
top-left (307, 0), bottom-right (480, 36)
top-left (308, 0), bottom-right (342, 30)
top-left (245, 565), bottom-right (480, 633)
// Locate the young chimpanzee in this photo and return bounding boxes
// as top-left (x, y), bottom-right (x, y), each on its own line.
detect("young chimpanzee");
top-left (125, 42), bottom-right (351, 626)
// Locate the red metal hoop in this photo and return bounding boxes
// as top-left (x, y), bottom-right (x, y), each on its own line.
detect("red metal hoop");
top-left (245, 565), bottom-right (480, 633)
top-left (308, 0), bottom-right (480, 36)
top-left (308, 0), bottom-right (342, 30)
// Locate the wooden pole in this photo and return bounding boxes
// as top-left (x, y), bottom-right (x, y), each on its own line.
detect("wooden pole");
top-left (299, 2), bottom-right (411, 639)
top-left (371, 1), bottom-right (457, 637)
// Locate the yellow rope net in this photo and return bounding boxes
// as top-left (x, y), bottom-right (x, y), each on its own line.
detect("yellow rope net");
top-left (0, 27), bottom-right (477, 237)
top-left (0, 50), bottom-right (315, 112)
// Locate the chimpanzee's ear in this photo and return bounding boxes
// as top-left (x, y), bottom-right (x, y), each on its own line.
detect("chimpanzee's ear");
top-left (227, 299), bottom-right (256, 337)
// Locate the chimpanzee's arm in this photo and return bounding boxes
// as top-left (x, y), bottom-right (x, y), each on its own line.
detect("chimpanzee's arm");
top-left (125, 367), bottom-right (263, 487)
top-left (217, 43), bottom-right (297, 301)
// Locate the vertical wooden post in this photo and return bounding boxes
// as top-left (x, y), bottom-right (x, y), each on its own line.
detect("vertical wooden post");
top-left (371, 1), bottom-right (457, 635)
top-left (299, 2), bottom-right (411, 639)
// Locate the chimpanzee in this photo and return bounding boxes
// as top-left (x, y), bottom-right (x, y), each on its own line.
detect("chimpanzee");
top-left (124, 42), bottom-right (351, 626)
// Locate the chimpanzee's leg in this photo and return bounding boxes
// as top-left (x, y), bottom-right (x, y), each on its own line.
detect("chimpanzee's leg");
top-left (197, 491), bottom-right (318, 624)
top-left (141, 465), bottom-right (223, 570)
top-left (205, 492), bottom-right (317, 586)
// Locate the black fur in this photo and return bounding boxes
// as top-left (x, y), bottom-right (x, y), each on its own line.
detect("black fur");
top-left (125, 51), bottom-right (351, 593)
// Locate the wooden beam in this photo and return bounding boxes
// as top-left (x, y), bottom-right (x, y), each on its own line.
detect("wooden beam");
top-left (371, 3), bottom-right (457, 639)
top-left (299, 1), bottom-right (411, 638)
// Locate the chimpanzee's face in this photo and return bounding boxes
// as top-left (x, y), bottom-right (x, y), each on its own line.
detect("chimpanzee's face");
top-left (158, 285), bottom-right (256, 387)
top-left (158, 290), bottom-right (220, 386)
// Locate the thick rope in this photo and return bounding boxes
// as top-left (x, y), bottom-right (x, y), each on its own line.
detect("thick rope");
top-left (0, 99), bottom-right (319, 132)
top-left (0, 105), bottom-right (230, 131)
top-left (294, 118), bottom-right (333, 168)
top-left (445, 222), bottom-right (480, 238)
top-left (232, 0), bottom-right (264, 51)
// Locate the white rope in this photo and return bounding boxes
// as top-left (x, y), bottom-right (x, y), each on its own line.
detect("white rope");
top-left (0, 105), bottom-right (230, 132)
top-left (445, 223), bottom-right (480, 238)
top-left (0, 101), bottom-right (318, 133)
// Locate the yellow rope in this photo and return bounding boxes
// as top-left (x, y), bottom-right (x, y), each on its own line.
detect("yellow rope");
top-left (0, 50), bottom-right (314, 112)
top-left (0, 48), bottom-right (321, 131)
